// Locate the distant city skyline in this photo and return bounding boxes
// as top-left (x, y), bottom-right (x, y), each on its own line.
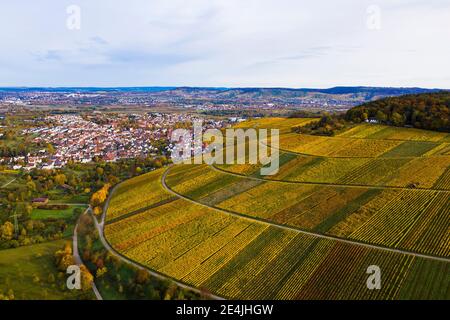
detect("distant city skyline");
top-left (1, 0), bottom-right (449, 88)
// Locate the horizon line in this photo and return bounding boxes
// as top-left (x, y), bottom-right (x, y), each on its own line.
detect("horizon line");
top-left (0, 85), bottom-right (448, 90)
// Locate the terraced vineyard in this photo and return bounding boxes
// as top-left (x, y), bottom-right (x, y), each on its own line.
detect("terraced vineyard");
top-left (105, 120), bottom-right (450, 300)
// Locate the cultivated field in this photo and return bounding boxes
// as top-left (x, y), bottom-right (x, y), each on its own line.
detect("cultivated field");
top-left (105, 120), bottom-right (450, 300)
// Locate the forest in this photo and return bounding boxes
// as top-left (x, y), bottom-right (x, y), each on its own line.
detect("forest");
top-left (345, 91), bottom-right (450, 132)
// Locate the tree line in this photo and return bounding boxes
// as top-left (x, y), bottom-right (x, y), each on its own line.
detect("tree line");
top-left (345, 91), bottom-right (450, 132)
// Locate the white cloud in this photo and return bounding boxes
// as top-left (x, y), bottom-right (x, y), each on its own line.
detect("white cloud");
top-left (0, 0), bottom-right (449, 88)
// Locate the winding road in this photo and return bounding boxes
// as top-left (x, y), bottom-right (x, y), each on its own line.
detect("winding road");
top-left (73, 210), bottom-right (103, 300)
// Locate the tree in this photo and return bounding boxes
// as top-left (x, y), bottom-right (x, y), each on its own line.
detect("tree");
top-left (26, 181), bottom-right (36, 192)
top-left (135, 269), bottom-right (150, 284)
top-left (54, 174), bottom-right (67, 186)
top-left (80, 265), bottom-right (94, 291)
top-left (47, 143), bottom-right (55, 155)
top-left (391, 112), bottom-right (405, 126)
top-left (96, 167), bottom-right (104, 176)
top-left (0, 222), bottom-right (14, 240)
top-left (90, 184), bottom-right (110, 207)
top-left (362, 112), bottom-right (369, 121)
top-left (96, 267), bottom-right (108, 278)
top-left (375, 110), bottom-right (387, 122)
top-left (54, 242), bottom-right (74, 271)
top-left (16, 202), bottom-right (32, 219)
top-left (93, 206), bottom-right (102, 216)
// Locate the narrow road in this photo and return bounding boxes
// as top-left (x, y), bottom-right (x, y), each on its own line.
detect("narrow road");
top-left (97, 187), bottom-right (225, 300)
top-left (0, 178), bottom-right (16, 188)
top-left (73, 210), bottom-right (103, 300)
top-left (161, 166), bottom-right (450, 264)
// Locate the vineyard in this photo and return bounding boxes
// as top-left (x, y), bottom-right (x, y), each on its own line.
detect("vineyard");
top-left (105, 120), bottom-right (450, 300)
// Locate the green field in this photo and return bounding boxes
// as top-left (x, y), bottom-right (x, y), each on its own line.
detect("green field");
top-left (0, 240), bottom-right (93, 300)
top-left (104, 120), bottom-right (450, 300)
top-left (31, 205), bottom-right (86, 220)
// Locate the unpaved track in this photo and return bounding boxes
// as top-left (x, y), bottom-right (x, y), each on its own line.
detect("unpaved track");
top-left (0, 178), bottom-right (16, 188)
top-left (73, 211), bottom-right (103, 300)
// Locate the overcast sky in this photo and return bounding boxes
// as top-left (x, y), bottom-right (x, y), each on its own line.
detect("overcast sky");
top-left (1, 0), bottom-right (449, 88)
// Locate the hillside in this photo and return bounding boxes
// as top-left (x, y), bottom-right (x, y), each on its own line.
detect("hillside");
top-left (346, 91), bottom-right (450, 132)
top-left (103, 119), bottom-right (450, 300)
top-left (0, 86), bottom-right (444, 109)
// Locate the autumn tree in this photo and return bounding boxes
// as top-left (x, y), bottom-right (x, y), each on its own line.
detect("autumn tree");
top-left (135, 269), bottom-right (150, 284)
top-left (0, 222), bottom-right (14, 240)
top-left (80, 265), bottom-right (94, 291)
top-left (54, 174), bottom-right (67, 186)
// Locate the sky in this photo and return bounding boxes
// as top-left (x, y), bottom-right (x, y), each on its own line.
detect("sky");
top-left (0, 0), bottom-right (449, 88)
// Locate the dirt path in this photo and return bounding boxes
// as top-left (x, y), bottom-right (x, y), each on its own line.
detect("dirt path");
top-left (73, 211), bottom-right (103, 300)
top-left (0, 178), bottom-right (16, 188)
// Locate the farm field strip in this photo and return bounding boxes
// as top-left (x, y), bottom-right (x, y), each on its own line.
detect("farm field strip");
top-left (236, 234), bottom-right (318, 299)
top-left (275, 187), bottom-right (368, 230)
top-left (181, 223), bottom-right (269, 287)
top-left (197, 178), bottom-right (264, 207)
top-left (326, 189), bottom-right (403, 238)
top-left (162, 166), bottom-right (450, 262)
top-left (397, 194), bottom-right (449, 256)
top-left (156, 219), bottom-right (255, 279)
top-left (126, 213), bottom-right (234, 268)
top-left (272, 130), bottom-right (449, 159)
top-left (366, 126), bottom-right (450, 142)
top-left (396, 259), bottom-right (449, 299)
top-left (338, 124), bottom-right (450, 142)
top-left (335, 158), bottom-right (413, 185)
top-left (105, 200), bottom-right (209, 252)
top-left (107, 169), bottom-right (172, 221)
top-left (214, 154), bottom-right (450, 191)
top-left (287, 158), bottom-right (370, 183)
top-left (433, 167), bottom-right (450, 190)
top-left (385, 156), bottom-right (450, 189)
top-left (273, 239), bottom-right (334, 299)
top-left (379, 141), bottom-right (440, 158)
top-left (337, 124), bottom-right (386, 139)
top-left (210, 228), bottom-right (298, 298)
top-left (348, 190), bottom-right (441, 247)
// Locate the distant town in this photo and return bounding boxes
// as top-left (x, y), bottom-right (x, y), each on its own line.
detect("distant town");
top-left (1, 112), bottom-right (231, 171)
top-left (0, 86), bottom-right (443, 112)
top-left (1, 86), bottom-right (447, 171)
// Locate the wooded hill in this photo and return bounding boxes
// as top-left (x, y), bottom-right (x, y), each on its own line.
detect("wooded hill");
top-left (346, 91), bottom-right (450, 132)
